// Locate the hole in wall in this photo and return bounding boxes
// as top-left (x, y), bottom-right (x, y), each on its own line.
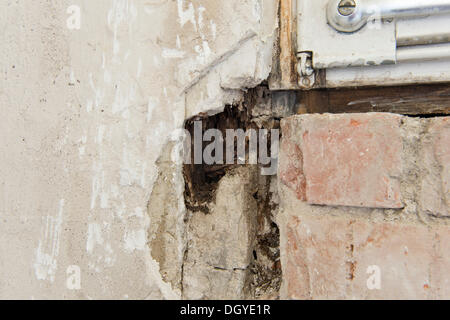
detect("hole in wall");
top-left (182, 84), bottom-right (282, 214)
top-left (183, 103), bottom-right (257, 214)
top-left (182, 84), bottom-right (283, 299)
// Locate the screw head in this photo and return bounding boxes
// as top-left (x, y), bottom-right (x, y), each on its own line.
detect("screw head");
top-left (338, 0), bottom-right (356, 16)
top-left (301, 78), bottom-right (311, 87)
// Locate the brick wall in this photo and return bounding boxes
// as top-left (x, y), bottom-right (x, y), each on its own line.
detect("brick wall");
top-left (277, 113), bottom-right (449, 299)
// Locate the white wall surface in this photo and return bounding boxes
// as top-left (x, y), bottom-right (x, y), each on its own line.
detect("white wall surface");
top-left (0, 0), bottom-right (277, 299)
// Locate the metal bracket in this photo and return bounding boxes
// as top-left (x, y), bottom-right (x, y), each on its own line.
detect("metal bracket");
top-left (297, 52), bottom-right (315, 89)
top-left (327, 0), bottom-right (450, 33)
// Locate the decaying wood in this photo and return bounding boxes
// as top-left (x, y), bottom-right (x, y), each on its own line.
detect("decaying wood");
top-left (269, 0), bottom-right (299, 90)
top-left (298, 84), bottom-right (450, 115)
top-left (279, 0), bottom-right (297, 88)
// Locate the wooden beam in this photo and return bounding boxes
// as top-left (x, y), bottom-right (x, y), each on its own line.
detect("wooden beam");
top-left (298, 84), bottom-right (450, 115)
top-left (269, 0), bottom-right (299, 90)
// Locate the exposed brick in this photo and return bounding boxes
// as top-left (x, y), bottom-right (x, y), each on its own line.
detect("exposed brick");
top-left (279, 119), bottom-right (306, 200)
top-left (350, 221), bottom-right (434, 299)
top-left (429, 226), bottom-right (450, 298)
top-left (284, 215), bottom-right (349, 299)
top-left (281, 114), bottom-right (403, 208)
top-left (282, 213), bottom-right (450, 300)
top-left (420, 117), bottom-right (450, 217)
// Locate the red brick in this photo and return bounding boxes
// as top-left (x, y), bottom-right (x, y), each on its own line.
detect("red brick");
top-left (282, 214), bottom-right (450, 300)
top-left (279, 120), bottom-right (306, 200)
top-left (429, 226), bottom-right (450, 298)
top-left (284, 215), bottom-right (349, 299)
top-left (420, 118), bottom-right (450, 217)
top-left (350, 221), bottom-right (434, 299)
top-left (281, 113), bottom-right (404, 208)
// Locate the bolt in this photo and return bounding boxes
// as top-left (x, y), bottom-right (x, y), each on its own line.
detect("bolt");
top-left (301, 78), bottom-right (311, 87)
top-left (338, 0), bottom-right (356, 16)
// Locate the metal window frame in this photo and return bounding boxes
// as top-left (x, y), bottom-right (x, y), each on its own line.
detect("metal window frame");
top-left (295, 0), bottom-right (450, 89)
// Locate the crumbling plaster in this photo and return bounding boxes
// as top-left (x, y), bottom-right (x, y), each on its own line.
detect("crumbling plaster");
top-left (0, 0), bottom-right (278, 299)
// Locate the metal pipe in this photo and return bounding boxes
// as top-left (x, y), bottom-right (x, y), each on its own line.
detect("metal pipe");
top-left (396, 42), bottom-right (450, 62)
top-left (397, 14), bottom-right (450, 46)
top-left (327, 0), bottom-right (450, 33)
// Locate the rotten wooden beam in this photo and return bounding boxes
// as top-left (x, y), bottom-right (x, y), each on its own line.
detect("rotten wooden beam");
top-left (298, 84), bottom-right (450, 115)
top-left (269, 0), bottom-right (299, 90)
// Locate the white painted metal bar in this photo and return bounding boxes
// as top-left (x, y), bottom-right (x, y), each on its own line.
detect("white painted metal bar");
top-left (326, 59), bottom-right (450, 88)
top-left (396, 14), bottom-right (450, 46)
top-left (328, 0), bottom-right (450, 33)
top-left (397, 43), bottom-right (450, 62)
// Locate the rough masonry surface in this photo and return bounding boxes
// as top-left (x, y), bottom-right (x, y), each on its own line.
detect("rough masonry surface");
top-left (278, 113), bottom-right (450, 300)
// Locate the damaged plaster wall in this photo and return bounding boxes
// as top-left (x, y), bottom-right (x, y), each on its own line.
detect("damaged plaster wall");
top-left (181, 86), bottom-right (289, 299)
top-left (183, 166), bottom-right (261, 300)
top-left (0, 0), bottom-right (278, 299)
